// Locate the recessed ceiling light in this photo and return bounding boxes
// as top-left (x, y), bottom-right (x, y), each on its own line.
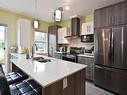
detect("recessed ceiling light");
top-left (65, 6), bottom-right (70, 11)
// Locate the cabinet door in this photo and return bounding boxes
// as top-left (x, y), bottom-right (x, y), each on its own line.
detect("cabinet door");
top-left (81, 22), bottom-right (94, 35)
top-left (121, 1), bottom-right (127, 25)
top-left (94, 10), bottom-right (102, 28)
top-left (48, 25), bottom-right (61, 57)
top-left (88, 57), bottom-right (94, 67)
top-left (111, 5), bottom-right (122, 26)
top-left (78, 56), bottom-right (94, 81)
top-left (78, 56), bottom-right (94, 67)
top-left (95, 65), bottom-right (127, 95)
top-left (102, 6), bottom-right (114, 27)
top-left (94, 7), bottom-right (113, 28)
top-left (86, 67), bottom-right (94, 81)
top-left (58, 27), bottom-right (68, 44)
top-left (17, 18), bottom-right (31, 51)
top-left (94, 4), bottom-right (121, 27)
top-left (58, 28), bottom-right (62, 44)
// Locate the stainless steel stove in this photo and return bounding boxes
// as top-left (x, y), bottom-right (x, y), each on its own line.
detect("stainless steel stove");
top-left (62, 47), bottom-right (84, 63)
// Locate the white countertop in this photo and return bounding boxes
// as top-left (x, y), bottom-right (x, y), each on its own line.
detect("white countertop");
top-left (78, 54), bottom-right (94, 58)
top-left (55, 51), bottom-right (68, 54)
top-left (10, 54), bottom-right (87, 88)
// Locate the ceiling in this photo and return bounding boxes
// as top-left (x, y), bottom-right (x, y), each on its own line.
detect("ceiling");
top-left (0, 0), bottom-right (123, 22)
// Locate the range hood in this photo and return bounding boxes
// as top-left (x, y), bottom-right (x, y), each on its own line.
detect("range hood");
top-left (65, 17), bottom-right (80, 38)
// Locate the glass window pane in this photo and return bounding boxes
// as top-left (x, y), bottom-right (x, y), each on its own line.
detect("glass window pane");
top-left (34, 31), bottom-right (47, 53)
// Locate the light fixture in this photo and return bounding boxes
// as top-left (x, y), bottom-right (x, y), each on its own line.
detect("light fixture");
top-left (54, 7), bottom-right (63, 22)
top-left (33, 20), bottom-right (39, 29)
top-left (65, 6), bottom-right (70, 11)
top-left (33, 0), bottom-right (39, 29)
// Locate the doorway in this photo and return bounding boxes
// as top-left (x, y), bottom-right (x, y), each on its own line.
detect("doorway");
top-left (0, 25), bottom-right (6, 64)
top-left (0, 25), bottom-right (9, 73)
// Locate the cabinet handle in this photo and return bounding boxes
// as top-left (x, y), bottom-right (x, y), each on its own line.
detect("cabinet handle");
top-left (89, 25), bottom-right (91, 32)
top-left (112, 16), bottom-right (115, 25)
top-left (87, 26), bottom-right (88, 32)
top-left (110, 16), bottom-right (112, 25)
top-left (113, 16), bottom-right (115, 25)
top-left (88, 26), bottom-right (89, 32)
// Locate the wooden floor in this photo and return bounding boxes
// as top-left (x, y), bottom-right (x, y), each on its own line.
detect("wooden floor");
top-left (86, 81), bottom-right (116, 95)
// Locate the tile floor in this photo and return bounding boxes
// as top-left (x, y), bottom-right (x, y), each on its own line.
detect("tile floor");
top-left (86, 81), bottom-right (116, 95)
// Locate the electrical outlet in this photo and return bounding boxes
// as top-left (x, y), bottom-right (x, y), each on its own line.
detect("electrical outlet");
top-left (63, 78), bottom-right (67, 89)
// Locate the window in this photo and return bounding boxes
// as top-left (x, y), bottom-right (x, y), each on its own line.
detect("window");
top-left (34, 31), bottom-right (47, 53)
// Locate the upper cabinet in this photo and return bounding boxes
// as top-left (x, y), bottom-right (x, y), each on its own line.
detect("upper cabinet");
top-left (17, 18), bottom-right (31, 53)
top-left (81, 21), bottom-right (94, 35)
top-left (58, 27), bottom-right (69, 44)
top-left (94, 1), bottom-right (127, 28)
top-left (48, 25), bottom-right (61, 57)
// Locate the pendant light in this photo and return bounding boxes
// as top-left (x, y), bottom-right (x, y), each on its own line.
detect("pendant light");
top-left (33, 20), bottom-right (39, 29)
top-left (33, 0), bottom-right (39, 29)
top-left (54, 7), bottom-right (63, 22)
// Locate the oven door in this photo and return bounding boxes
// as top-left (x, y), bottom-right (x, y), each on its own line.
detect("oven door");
top-left (62, 56), bottom-right (76, 62)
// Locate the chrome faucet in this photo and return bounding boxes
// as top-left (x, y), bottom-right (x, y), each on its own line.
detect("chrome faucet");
top-left (31, 44), bottom-right (38, 58)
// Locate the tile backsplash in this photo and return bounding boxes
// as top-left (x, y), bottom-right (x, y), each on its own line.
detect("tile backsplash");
top-left (67, 37), bottom-right (94, 51)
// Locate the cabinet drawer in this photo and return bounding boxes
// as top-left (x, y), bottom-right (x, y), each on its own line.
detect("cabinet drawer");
top-left (86, 67), bottom-right (94, 80)
top-left (88, 58), bottom-right (95, 66)
top-left (55, 54), bottom-right (62, 59)
top-left (78, 56), bottom-right (94, 67)
top-left (86, 67), bottom-right (94, 76)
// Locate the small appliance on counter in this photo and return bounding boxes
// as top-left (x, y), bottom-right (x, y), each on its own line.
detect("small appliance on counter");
top-left (59, 46), bottom-right (67, 52)
top-left (10, 46), bottom-right (17, 53)
top-left (18, 46), bottom-right (24, 54)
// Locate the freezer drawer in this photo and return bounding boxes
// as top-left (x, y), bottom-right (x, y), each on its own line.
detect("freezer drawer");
top-left (94, 65), bottom-right (127, 95)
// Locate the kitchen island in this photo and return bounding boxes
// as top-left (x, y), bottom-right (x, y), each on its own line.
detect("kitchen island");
top-left (10, 54), bottom-right (87, 95)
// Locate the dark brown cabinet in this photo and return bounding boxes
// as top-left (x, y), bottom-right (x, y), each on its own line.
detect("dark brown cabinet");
top-left (101, 6), bottom-right (113, 27)
top-left (94, 7), bottom-right (113, 28)
top-left (94, 1), bottom-right (127, 28)
top-left (94, 9), bottom-right (102, 28)
top-left (78, 56), bottom-right (94, 81)
top-left (95, 65), bottom-right (127, 95)
top-left (42, 69), bottom-right (85, 95)
top-left (48, 25), bottom-right (61, 57)
top-left (121, 2), bottom-right (127, 25)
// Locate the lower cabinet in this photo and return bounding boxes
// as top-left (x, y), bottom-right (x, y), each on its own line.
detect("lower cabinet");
top-left (78, 56), bottom-right (94, 81)
top-left (43, 69), bottom-right (85, 95)
top-left (55, 53), bottom-right (62, 59)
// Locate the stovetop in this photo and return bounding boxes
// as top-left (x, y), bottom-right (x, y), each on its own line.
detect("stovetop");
top-left (64, 54), bottom-right (76, 58)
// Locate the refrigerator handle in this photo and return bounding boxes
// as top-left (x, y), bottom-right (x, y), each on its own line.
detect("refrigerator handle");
top-left (108, 31), bottom-right (112, 63)
top-left (111, 31), bottom-right (114, 63)
top-left (95, 65), bottom-right (103, 69)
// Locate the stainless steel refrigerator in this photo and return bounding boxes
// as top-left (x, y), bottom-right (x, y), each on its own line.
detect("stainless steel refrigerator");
top-left (94, 25), bottom-right (127, 95)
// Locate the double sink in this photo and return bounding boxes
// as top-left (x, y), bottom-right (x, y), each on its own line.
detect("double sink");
top-left (33, 57), bottom-right (51, 63)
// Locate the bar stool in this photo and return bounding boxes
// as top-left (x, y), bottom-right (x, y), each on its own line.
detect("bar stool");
top-left (0, 65), bottom-right (42, 95)
top-left (6, 71), bottom-right (29, 85)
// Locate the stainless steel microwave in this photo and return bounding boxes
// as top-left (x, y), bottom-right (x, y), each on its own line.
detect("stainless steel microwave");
top-left (81, 34), bottom-right (94, 43)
